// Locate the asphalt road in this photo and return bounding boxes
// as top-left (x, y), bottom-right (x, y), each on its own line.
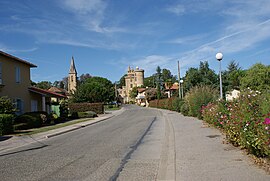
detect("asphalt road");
top-left (0, 105), bottom-right (166, 181)
top-left (1, 105), bottom-right (269, 181)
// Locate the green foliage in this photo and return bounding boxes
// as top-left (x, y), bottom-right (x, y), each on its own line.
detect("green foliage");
top-left (172, 98), bottom-right (184, 112)
top-left (77, 111), bottom-right (97, 118)
top-left (69, 103), bottom-right (104, 114)
top-left (14, 112), bottom-right (48, 130)
top-left (72, 76), bottom-right (114, 103)
top-left (180, 102), bottom-right (189, 116)
top-left (35, 81), bottom-right (52, 90)
top-left (202, 90), bottom-right (270, 157)
top-left (183, 61), bottom-right (218, 93)
top-left (59, 100), bottom-right (69, 118)
top-left (129, 87), bottom-right (138, 99)
top-left (144, 75), bottom-right (155, 88)
top-left (117, 74), bottom-right (127, 88)
top-left (0, 96), bottom-right (16, 114)
top-left (185, 85), bottom-right (218, 118)
top-left (0, 114), bottom-right (14, 135)
top-left (240, 63), bottom-right (270, 91)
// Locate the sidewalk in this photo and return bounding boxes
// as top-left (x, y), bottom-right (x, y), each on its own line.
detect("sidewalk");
top-left (161, 109), bottom-right (270, 181)
top-left (0, 108), bottom-right (125, 154)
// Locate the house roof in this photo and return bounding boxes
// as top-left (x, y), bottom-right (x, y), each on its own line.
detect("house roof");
top-left (165, 82), bottom-right (179, 90)
top-left (0, 50), bottom-right (37, 68)
top-left (48, 87), bottom-right (68, 94)
top-left (137, 88), bottom-right (146, 93)
top-left (29, 86), bottom-right (67, 98)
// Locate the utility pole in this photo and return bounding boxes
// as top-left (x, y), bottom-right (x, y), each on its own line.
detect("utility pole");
top-left (178, 61), bottom-right (181, 99)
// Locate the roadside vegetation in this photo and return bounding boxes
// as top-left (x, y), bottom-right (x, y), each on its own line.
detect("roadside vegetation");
top-left (148, 62), bottom-right (270, 160)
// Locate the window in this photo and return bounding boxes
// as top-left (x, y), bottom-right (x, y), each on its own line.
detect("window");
top-left (0, 62), bottom-right (2, 84)
top-left (130, 84), bottom-right (133, 88)
top-left (15, 99), bottom-right (24, 115)
top-left (71, 75), bottom-right (73, 82)
top-left (31, 100), bottom-right (38, 112)
top-left (15, 66), bottom-right (21, 83)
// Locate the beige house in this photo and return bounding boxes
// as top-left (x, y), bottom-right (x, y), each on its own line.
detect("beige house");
top-left (118, 66), bottom-right (144, 103)
top-left (0, 50), bottom-right (66, 114)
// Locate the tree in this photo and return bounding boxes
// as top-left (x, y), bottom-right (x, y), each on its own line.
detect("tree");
top-left (162, 68), bottom-right (173, 82)
top-left (35, 81), bottom-right (52, 90)
top-left (117, 74), bottom-right (127, 89)
top-left (144, 75), bottom-right (155, 88)
top-left (72, 76), bottom-right (114, 103)
top-left (183, 61), bottom-right (218, 92)
top-left (240, 63), bottom-right (270, 91)
top-left (129, 87), bottom-right (138, 99)
top-left (223, 61), bottom-right (244, 92)
top-left (79, 73), bottom-right (92, 84)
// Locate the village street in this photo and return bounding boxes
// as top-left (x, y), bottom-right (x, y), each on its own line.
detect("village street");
top-left (0, 105), bottom-right (269, 181)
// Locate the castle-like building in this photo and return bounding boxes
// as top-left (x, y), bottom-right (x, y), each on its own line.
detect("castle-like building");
top-left (68, 56), bottom-right (77, 94)
top-left (118, 66), bottom-right (144, 103)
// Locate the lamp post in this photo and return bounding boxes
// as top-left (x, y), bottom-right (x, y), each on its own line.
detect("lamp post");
top-left (216, 52), bottom-right (223, 100)
top-left (180, 79), bottom-right (184, 99)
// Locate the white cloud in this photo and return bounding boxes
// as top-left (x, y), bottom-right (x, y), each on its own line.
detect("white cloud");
top-left (166, 4), bottom-right (185, 15)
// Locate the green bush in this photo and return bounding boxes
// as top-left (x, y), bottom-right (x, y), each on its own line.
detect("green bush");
top-left (180, 102), bottom-right (189, 116)
top-left (172, 98), bottom-right (184, 112)
top-left (0, 96), bottom-right (16, 114)
top-left (185, 85), bottom-right (218, 118)
top-left (14, 112), bottom-right (48, 130)
top-left (0, 114), bottom-right (14, 135)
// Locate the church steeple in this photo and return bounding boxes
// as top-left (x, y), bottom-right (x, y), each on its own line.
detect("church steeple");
top-left (68, 56), bottom-right (77, 94)
top-left (69, 56), bottom-right (77, 74)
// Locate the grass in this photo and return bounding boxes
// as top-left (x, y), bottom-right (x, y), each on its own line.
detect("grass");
top-left (104, 105), bottom-right (121, 111)
top-left (13, 118), bottom-right (93, 136)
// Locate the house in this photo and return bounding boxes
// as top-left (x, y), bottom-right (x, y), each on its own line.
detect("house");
top-left (164, 82), bottom-right (179, 98)
top-left (136, 88), bottom-right (146, 106)
top-left (0, 50), bottom-right (66, 114)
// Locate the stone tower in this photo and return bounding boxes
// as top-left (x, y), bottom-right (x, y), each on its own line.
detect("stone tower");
top-left (68, 56), bottom-right (77, 94)
top-left (124, 66), bottom-right (144, 102)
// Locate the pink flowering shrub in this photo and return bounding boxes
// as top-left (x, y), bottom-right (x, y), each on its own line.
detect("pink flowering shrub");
top-left (202, 89), bottom-right (270, 157)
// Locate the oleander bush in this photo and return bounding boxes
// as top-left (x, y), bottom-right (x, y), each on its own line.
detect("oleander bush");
top-left (0, 114), bottom-right (14, 135)
top-left (202, 89), bottom-right (270, 157)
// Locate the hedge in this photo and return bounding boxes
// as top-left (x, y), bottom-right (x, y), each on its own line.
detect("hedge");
top-left (14, 111), bottom-right (48, 130)
top-left (69, 103), bottom-right (104, 114)
top-left (0, 114), bottom-right (14, 135)
top-left (149, 98), bottom-right (175, 110)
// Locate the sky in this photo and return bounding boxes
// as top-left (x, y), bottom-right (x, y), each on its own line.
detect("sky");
top-left (0, 0), bottom-right (270, 83)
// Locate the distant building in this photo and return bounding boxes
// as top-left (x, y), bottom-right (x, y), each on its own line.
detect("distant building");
top-left (68, 56), bottom-right (77, 94)
top-left (118, 66), bottom-right (144, 103)
top-left (164, 82), bottom-right (179, 98)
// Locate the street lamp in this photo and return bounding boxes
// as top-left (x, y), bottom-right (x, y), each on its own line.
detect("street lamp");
top-left (216, 52), bottom-right (223, 100)
top-left (180, 79), bottom-right (184, 99)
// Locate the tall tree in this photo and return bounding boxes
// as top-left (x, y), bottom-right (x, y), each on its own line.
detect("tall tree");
top-left (117, 74), bottom-right (127, 89)
top-left (240, 63), bottom-right (270, 91)
top-left (72, 77), bottom-right (114, 103)
top-left (223, 61), bottom-right (243, 92)
top-left (79, 73), bottom-right (92, 83)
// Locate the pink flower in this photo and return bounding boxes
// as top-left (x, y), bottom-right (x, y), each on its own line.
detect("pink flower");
top-left (263, 118), bottom-right (270, 125)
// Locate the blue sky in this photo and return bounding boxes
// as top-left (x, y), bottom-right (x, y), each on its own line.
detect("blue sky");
top-left (0, 0), bottom-right (270, 83)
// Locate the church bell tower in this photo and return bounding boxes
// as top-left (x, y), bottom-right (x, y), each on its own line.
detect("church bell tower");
top-left (68, 56), bottom-right (77, 94)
